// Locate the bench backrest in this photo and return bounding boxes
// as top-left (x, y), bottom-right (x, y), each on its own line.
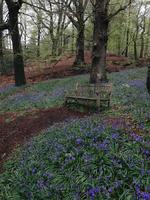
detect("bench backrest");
top-left (75, 83), bottom-right (112, 97)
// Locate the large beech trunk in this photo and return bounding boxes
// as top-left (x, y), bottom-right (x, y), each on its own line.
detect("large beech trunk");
top-left (73, 2), bottom-right (85, 67)
top-left (90, 1), bottom-right (108, 83)
top-left (8, 6), bottom-right (26, 86)
top-left (74, 24), bottom-right (85, 66)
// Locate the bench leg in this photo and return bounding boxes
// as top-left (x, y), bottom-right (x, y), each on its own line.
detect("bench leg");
top-left (64, 98), bottom-right (67, 106)
top-left (96, 98), bottom-right (100, 112)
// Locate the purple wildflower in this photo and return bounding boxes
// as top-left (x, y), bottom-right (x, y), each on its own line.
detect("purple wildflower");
top-left (32, 168), bottom-right (37, 175)
top-left (128, 80), bottom-right (145, 88)
top-left (76, 138), bottom-right (84, 145)
top-left (108, 187), bottom-right (113, 194)
top-left (136, 189), bottom-right (150, 200)
top-left (99, 140), bottom-right (109, 151)
top-left (88, 187), bottom-right (99, 198)
top-left (0, 84), bottom-right (15, 93)
top-left (111, 133), bottom-right (119, 139)
top-left (131, 132), bottom-right (143, 142)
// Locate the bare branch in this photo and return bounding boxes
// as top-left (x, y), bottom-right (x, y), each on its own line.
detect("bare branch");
top-left (0, 22), bottom-right (9, 31)
top-left (107, 0), bottom-right (134, 21)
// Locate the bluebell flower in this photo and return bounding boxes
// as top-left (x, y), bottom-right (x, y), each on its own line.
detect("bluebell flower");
top-left (88, 187), bottom-right (99, 198)
top-left (76, 138), bottom-right (84, 145)
top-left (111, 133), bottom-right (119, 139)
top-left (32, 168), bottom-right (37, 175)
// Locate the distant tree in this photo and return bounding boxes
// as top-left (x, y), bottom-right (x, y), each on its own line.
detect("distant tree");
top-left (65, 0), bottom-right (89, 67)
top-left (0, 0), bottom-right (26, 86)
top-left (139, 2), bottom-right (148, 58)
top-left (0, 0), bottom-right (4, 73)
top-left (147, 66), bottom-right (150, 95)
top-left (124, 4), bottom-right (131, 57)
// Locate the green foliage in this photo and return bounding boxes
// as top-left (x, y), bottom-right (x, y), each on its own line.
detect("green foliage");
top-left (0, 116), bottom-right (149, 199)
top-left (0, 67), bottom-right (150, 199)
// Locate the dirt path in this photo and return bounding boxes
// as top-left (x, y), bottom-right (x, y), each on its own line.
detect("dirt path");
top-left (0, 107), bottom-right (87, 172)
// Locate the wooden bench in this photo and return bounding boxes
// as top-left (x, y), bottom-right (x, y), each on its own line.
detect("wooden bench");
top-left (64, 83), bottom-right (112, 110)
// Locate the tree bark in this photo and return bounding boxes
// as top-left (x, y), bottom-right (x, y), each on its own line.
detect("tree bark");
top-left (140, 4), bottom-right (146, 58)
top-left (0, 0), bottom-right (4, 73)
top-left (125, 6), bottom-right (131, 57)
top-left (140, 24), bottom-right (146, 59)
top-left (133, 41), bottom-right (138, 60)
top-left (6, 1), bottom-right (26, 86)
top-left (66, 0), bottom-right (86, 67)
top-left (90, 0), bottom-right (109, 83)
top-left (125, 28), bottom-right (129, 57)
top-left (74, 23), bottom-right (85, 66)
top-left (37, 25), bottom-right (41, 57)
top-left (144, 19), bottom-right (150, 58)
top-left (147, 66), bottom-right (150, 95)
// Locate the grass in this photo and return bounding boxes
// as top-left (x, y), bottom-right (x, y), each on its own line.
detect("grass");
top-left (0, 67), bottom-right (150, 200)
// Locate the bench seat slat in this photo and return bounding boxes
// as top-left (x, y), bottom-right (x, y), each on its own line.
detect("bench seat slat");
top-left (66, 96), bottom-right (109, 101)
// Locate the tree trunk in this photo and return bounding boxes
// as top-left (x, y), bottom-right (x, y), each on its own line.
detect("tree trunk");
top-left (37, 26), bottom-right (41, 57)
top-left (124, 6), bottom-right (131, 57)
top-left (9, 8), bottom-right (26, 86)
top-left (125, 28), bottom-right (129, 57)
top-left (140, 27), bottom-right (145, 58)
top-left (0, 0), bottom-right (4, 73)
top-left (90, 1), bottom-right (109, 83)
top-left (51, 38), bottom-right (58, 56)
top-left (140, 29), bottom-right (145, 58)
top-left (133, 41), bottom-right (138, 60)
top-left (71, 24), bottom-right (75, 53)
top-left (74, 24), bottom-right (85, 66)
top-left (144, 19), bottom-right (150, 58)
top-left (140, 4), bottom-right (146, 58)
top-left (147, 66), bottom-right (150, 95)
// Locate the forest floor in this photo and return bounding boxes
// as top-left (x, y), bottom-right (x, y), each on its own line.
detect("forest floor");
top-left (0, 52), bottom-right (148, 87)
top-left (0, 107), bottom-right (87, 172)
top-left (0, 53), bottom-right (149, 172)
top-left (0, 65), bottom-right (150, 199)
top-left (0, 67), bottom-right (149, 173)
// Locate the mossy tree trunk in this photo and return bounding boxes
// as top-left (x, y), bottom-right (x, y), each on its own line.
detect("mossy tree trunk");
top-left (5, 0), bottom-right (26, 86)
top-left (74, 22), bottom-right (85, 66)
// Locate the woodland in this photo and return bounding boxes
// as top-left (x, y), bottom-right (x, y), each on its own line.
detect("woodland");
top-left (0, 0), bottom-right (150, 200)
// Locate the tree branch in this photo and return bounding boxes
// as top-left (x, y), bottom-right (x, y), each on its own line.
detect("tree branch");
top-left (107, 0), bottom-right (134, 21)
top-left (0, 23), bottom-right (9, 31)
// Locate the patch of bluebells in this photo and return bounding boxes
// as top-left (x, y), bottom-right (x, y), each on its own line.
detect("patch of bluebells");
top-left (0, 68), bottom-right (149, 198)
top-left (98, 139), bottom-right (110, 151)
top-left (0, 91), bottom-right (48, 111)
top-left (76, 138), bottom-right (84, 145)
top-left (110, 67), bottom-right (150, 122)
top-left (0, 83), bottom-right (15, 94)
top-left (0, 116), bottom-right (149, 199)
top-left (136, 186), bottom-right (150, 200)
top-left (0, 86), bottom-right (67, 111)
top-left (50, 86), bottom-right (66, 99)
top-left (87, 187), bottom-right (99, 199)
top-left (128, 79), bottom-right (145, 88)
